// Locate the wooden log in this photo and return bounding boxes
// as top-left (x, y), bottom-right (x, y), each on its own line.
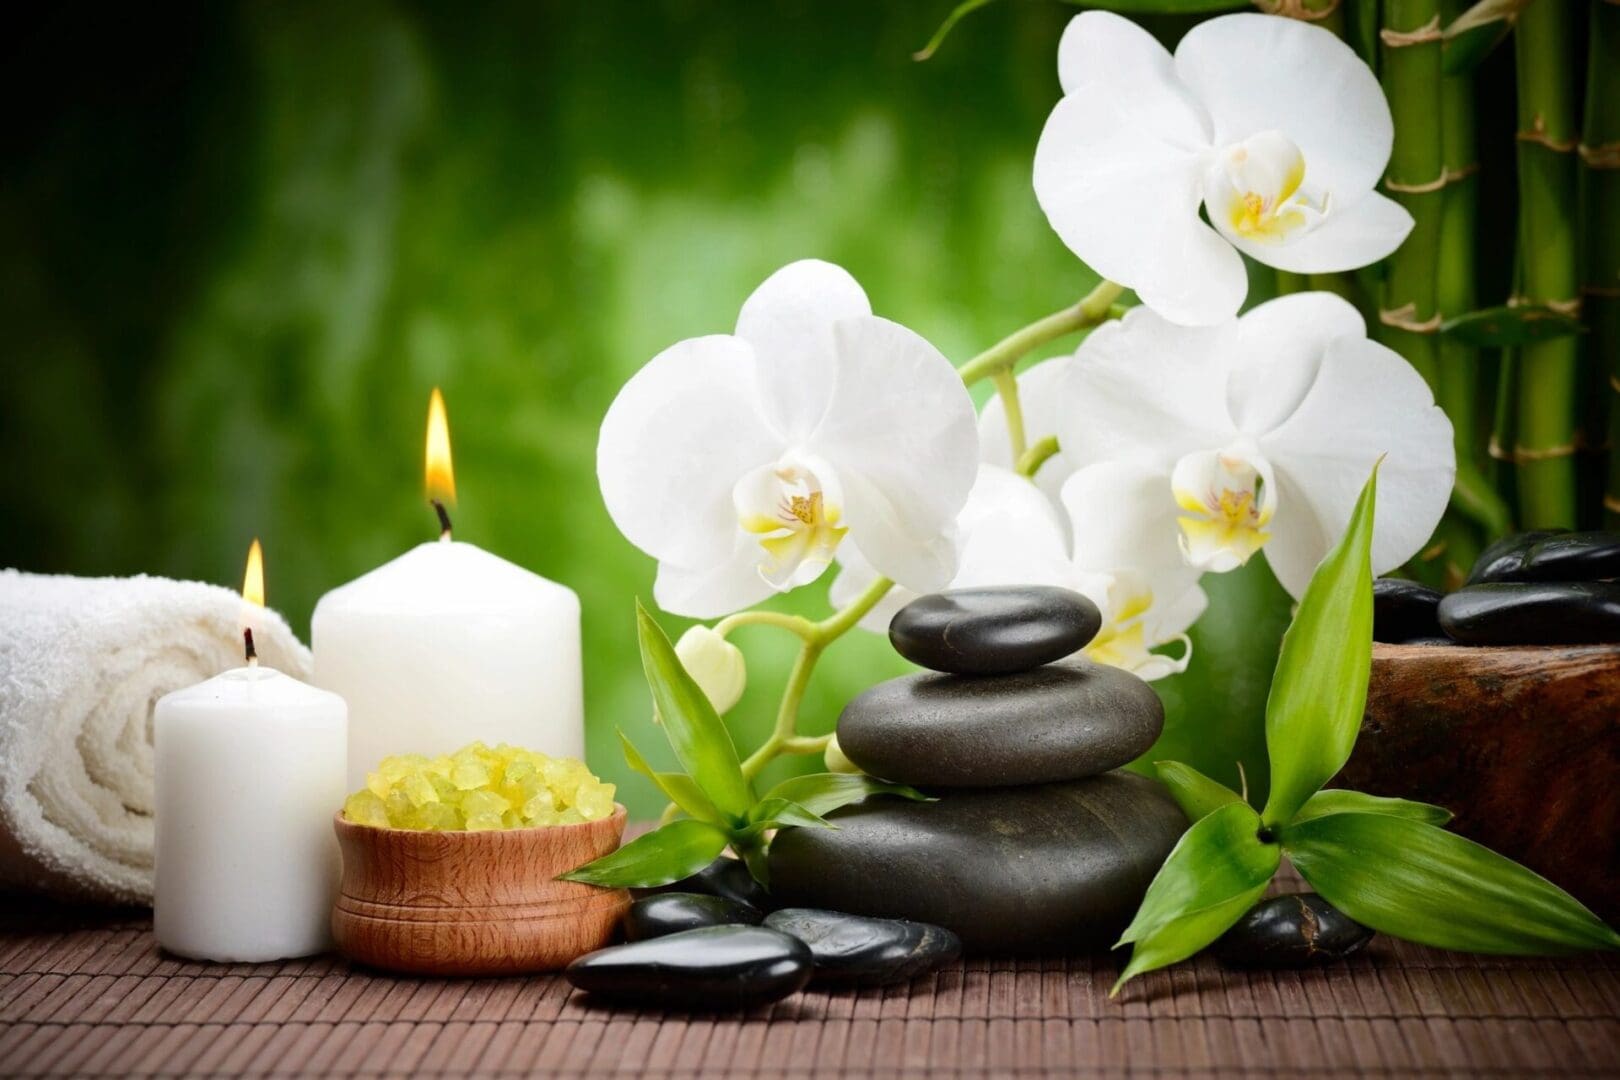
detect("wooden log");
top-left (1340, 643), bottom-right (1620, 923)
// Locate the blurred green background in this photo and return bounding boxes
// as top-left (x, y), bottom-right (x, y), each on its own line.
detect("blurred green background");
top-left (1, 0), bottom-right (1290, 818)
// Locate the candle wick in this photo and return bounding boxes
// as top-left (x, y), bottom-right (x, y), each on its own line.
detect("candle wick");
top-left (431, 499), bottom-right (453, 542)
top-left (243, 628), bottom-right (258, 667)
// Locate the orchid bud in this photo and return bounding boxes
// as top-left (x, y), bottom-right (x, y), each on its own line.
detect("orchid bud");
top-left (823, 734), bottom-right (860, 775)
top-left (674, 626), bottom-right (747, 715)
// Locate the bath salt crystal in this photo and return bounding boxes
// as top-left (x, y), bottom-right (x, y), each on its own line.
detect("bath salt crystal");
top-left (342, 741), bottom-right (616, 831)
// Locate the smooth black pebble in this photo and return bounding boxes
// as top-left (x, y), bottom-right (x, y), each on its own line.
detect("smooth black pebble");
top-left (1213, 893), bottom-right (1373, 968)
top-left (764, 908), bottom-right (962, 986)
top-left (623, 893), bottom-right (761, 941)
top-left (565, 926), bottom-right (812, 1009)
top-left (888, 586), bottom-right (1102, 676)
top-left (1372, 578), bottom-right (1443, 643)
top-left (1468, 531), bottom-right (1563, 585)
top-left (634, 855), bottom-right (770, 912)
top-left (836, 657), bottom-right (1162, 787)
top-left (1437, 581), bottom-right (1620, 645)
top-left (768, 772), bottom-right (1186, 953)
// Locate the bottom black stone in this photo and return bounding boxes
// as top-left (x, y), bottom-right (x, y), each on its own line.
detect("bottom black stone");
top-left (767, 772), bottom-right (1187, 954)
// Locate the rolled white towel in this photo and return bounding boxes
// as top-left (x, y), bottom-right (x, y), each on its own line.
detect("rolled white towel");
top-left (0, 569), bottom-right (311, 904)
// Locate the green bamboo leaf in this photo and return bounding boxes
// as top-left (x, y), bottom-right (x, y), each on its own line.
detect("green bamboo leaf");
top-left (636, 601), bottom-right (753, 823)
top-left (1119, 801), bottom-right (1279, 946)
top-left (1440, 304), bottom-right (1583, 347)
top-left (1283, 812), bottom-right (1620, 955)
top-left (1441, 0), bottom-right (1528, 75)
top-left (1292, 788), bottom-right (1451, 827)
top-left (760, 772), bottom-right (931, 817)
top-left (557, 818), bottom-right (732, 888)
top-left (617, 729), bottom-right (722, 826)
top-left (1113, 801), bottom-right (1280, 994)
top-left (1154, 761), bottom-right (1242, 823)
top-left (741, 797), bottom-right (835, 835)
top-left (1115, 885), bottom-right (1271, 994)
top-left (1260, 466), bottom-right (1378, 827)
top-left (913, 0), bottom-right (1246, 62)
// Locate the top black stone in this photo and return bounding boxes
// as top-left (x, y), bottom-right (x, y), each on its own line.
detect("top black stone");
top-left (888, 586), bottom-right (1102, 675)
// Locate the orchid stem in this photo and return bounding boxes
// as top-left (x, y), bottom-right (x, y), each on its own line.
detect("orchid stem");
top-left (956, 280), bottom-right (1125, 386)
top-left (713, 609), bottom-right (816, 641)
top-left (1017, 435), bottom-right (1060, 479)
top-left (991, 370), bottom-right (1028, 461)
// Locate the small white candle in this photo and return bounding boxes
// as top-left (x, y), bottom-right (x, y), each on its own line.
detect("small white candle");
top-left (154, 542), bottom-right (347, 963)
top-left (311, 389), bottom-right (584, 789)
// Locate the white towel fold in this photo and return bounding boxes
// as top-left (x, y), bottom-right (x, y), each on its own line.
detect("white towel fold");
top-left (0, 569), bottom-right (312, 903)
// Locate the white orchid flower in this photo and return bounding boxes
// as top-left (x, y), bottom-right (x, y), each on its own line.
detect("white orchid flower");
top-left (598, 259), bottom-right (978, 618)
top-left (1053, 293), bottom-right (1455, 599)
top-left (1034, 11), bottom-right (1412, 327)
top-left (832, 464), bottom-right (1206, 681)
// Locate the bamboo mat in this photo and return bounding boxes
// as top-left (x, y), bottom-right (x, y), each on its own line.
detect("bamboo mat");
top-left (3, 872), bottom-right (1618, 1078)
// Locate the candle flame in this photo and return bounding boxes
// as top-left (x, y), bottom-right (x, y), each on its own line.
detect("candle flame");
top-left (425, 387), bottom-right (457, 507)
top-left (242, 539), bottom-right (265, 608)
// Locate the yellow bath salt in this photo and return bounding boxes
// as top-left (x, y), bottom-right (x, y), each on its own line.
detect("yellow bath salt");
top-left (342, 742), bottom-right (616, 830)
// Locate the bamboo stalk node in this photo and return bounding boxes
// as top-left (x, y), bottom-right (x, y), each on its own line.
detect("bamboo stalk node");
top-left (1579, 141), bottom-right (1620, 169)
top-left (1607, 494), bottom-right (1620, 515)
top-left (1384, 171), bottom-right (1449, 194)
top-left (1517, 115), bottom-right (1578, 153)
top-left (1255, 0), bottom-right (1342, 21)
top-left (1378, 303), bottom-right (1442, 334)
top-left (1507, 294), bottom-right (1584, 316)
top-left (1587, 285), bottom-right (1620, 300)
top-left (1380, 16), bottom-right (1441, 47)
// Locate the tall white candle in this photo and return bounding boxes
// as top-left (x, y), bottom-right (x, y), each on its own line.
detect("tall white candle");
top-left (154, 543), bottom-right (347, 963)
top-left (311, 389), bottom-right (584, 788)
top-left (312, 539), bottom-right (583, 787)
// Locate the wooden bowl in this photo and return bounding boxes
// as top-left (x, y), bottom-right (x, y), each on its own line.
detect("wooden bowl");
top-left (331, 805), bottom-right (630, 976)
top-left (1341, 643), bottom-right (1620, 922)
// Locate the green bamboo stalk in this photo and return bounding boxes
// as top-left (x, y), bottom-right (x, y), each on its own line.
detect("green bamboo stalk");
top-left (1586, 1), bottom-right (1620, 528)
top-left (1379, 0), bottom-right (1450, 585)
top-left (1378, 0), bottom-right (1443, 394)
top-left (1511, 0), bottom-right (1582, 528)
top-left (1435, 0), bottom-right (1512, 546)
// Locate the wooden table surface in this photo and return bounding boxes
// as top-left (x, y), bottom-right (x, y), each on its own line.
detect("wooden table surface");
top-left (3, 872), bottom-right (1618, 1078)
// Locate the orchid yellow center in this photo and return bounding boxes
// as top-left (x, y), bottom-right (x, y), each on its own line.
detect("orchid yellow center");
top-left (1171, 444), bottom-right (1276, 572)
top-left (1206, 131), bottom-right (1326, 246)
top-left (1075, 569), bottom-right (1194, 682)
top-left (734, 455), bottom-right (849, 592)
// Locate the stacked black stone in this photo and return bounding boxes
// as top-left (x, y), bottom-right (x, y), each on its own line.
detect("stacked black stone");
top-left (1374, 531), bottom-right (1620, 646)
top-left (767, 586), bottom-right (1188, 954)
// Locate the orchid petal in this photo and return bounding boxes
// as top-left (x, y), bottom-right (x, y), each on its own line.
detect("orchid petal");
top-left (734, 259), bottom-right (872, 442)
top-left (1260, 335), bottom-right (1455, 597)
top-left (1226, 293), bottom-right (1366, 435)
top-left (950, 466), bottom-right (1073, 588)
top-left (1230, 191), bottom-right (1413, 275)
top-left (1056, 308), bottom-right (1238, 472)
top-left (1175, 14), bottom-right (1392, 199)
top-left (1060, 460), bottom-right (1185, 579)
top-left (598, 335), bottom-right (781, 571)
top-left (811, 316), bottom-right (978, 593)
top-left (1056, 12), bottom-right (1211, 147)
top-left (654, 537), bottom-right (777, 619)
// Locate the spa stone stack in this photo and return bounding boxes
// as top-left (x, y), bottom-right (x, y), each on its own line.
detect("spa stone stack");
top-left (769, 586), bottom-right (1188, 953)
